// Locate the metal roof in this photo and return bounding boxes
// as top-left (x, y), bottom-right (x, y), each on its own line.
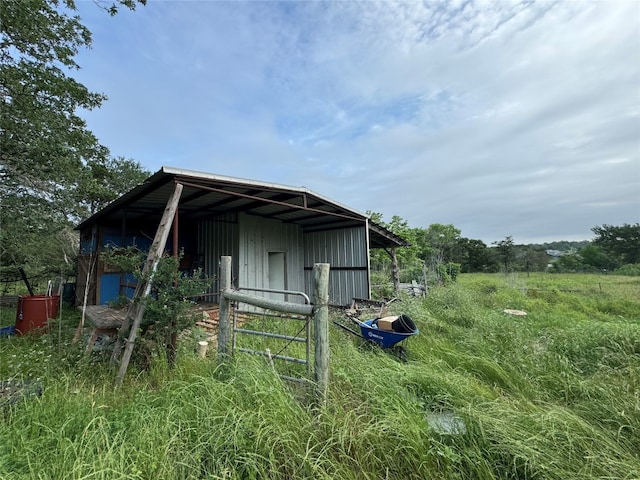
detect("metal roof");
top-left (76, 166), bottom-right (408, 248)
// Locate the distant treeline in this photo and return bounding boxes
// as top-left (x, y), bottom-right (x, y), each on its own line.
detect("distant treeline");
top-left (537, 240), bottom-right (590, 252)
top-left (368, 215), bottom-right (640, 284)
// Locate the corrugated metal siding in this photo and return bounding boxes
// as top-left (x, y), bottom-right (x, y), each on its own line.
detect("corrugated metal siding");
top-left (303, 226), bottom-right (369, 306)
top-left (198, 213), bottom-right (239, 302)
top-left (303, 268), bottom-right (368, 307)
top-left (198, 214), bottom-right (369, 307)
top-left (238, 213), bottom-right (304, 303)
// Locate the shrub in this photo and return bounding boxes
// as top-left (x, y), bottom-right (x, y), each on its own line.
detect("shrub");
top-left (615, 263), bottom-right (640, 276)
top-left (101, 247), bottom-right (213, 366)
top-left (435, 262), bottom-right (461, 284)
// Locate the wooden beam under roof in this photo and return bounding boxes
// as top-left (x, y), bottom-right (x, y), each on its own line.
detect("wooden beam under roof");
top-left (177, 188), bottom-right (264, 219)
top-left (178, 180), bottom-right (363, 222)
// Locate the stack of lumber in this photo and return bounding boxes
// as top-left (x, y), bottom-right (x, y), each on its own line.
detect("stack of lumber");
top-left (194, 305), bottom-right (220, 332)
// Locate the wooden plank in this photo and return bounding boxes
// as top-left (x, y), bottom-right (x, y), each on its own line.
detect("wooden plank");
top-left (79, 305), bottom-right (126, 329)
top-left (195, 321), bottom-right (218, 329)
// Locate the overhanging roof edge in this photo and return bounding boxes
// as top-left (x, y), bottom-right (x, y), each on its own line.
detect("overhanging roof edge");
top-left (368, 221), bottom-right (411, 248)
top-left (76, 166), bottom-right (371, 230)
top-left (162, 166), bottom-right (368, 219)
top-left (75, 169), bottom-right (172, 231)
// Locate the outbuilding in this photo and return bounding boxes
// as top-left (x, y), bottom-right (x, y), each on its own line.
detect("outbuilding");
top-left (75, 167), bottom-right (408, 306)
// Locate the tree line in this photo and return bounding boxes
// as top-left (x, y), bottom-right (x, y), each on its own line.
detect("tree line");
top-left (369, 213), bottom-right (640, 286)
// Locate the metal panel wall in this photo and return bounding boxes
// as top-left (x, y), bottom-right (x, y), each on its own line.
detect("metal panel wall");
top-left (238, 213), bottom-right (304, 302)
top-left (303, 225), bottom-right (369, 306)
top-left (197, 213), bottom-right (239, 302)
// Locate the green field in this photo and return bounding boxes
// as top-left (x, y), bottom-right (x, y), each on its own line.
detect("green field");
top-left (1, 273), bottom-right (639, 479)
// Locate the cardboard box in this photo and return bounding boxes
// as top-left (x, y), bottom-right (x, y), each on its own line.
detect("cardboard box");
top-left (377, 316), bottom-right (398, 331)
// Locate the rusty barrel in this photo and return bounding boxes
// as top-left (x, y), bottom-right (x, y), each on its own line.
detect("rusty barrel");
top-left (15, 295), bottom-right (60, 335)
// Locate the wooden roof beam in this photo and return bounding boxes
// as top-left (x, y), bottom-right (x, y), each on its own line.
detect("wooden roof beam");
top-left (178, 180), bottom-right (363, 222)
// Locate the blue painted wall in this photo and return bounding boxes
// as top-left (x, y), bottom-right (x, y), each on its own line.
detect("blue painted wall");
top-left (99, 272), bottom-right (137, 305)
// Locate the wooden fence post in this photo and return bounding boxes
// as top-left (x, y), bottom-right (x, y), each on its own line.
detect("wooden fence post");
top-left (217, 256), bottom-right (232, 362)
top-left (313, 263), bottom-right (330, 403)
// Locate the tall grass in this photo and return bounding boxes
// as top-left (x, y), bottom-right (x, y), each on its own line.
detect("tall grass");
top-left (1, 273), bottom-right (639, 479)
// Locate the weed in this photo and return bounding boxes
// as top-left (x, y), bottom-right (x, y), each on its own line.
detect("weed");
top-left (1, 274), bottom-right (639, 478)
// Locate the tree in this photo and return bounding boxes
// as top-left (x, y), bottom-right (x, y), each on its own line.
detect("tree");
top-left (72, 156), bottom-right (149, 218)
top-left (367, 212), bottom-right (422, 294)
top-left (386, 215), bottom-right (424, 283)
top-left (2, 0), bottom-right (105, 204)
top-left (493, 236), bottom-right (515, 273)
top-left (421, 224), bottom-right (461, 284)
top-left (421, 224), bottom-right (461, 264)
top-left (578, 244), bottom-right (618, 271)
top-left (551, 252), bottom-right (584, 273)
top-left (517, 246), bottom-right (550, 275)
top-left (456, 237), bottom-right (495, 273)
top-left (592, 224), bottom-right (640, 265)
top-left (0, 0), bottom-right (148, 279)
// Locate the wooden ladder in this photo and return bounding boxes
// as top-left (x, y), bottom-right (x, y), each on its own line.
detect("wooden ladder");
top-left (112, 182), bottom-right (183, 386)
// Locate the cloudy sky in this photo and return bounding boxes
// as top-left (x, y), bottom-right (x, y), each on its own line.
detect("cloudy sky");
top-left (73, 0), bottom-right (639, 244)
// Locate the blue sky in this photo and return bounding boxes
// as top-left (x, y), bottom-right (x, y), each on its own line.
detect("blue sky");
top-left (73, 0), bottom-right (639, 244)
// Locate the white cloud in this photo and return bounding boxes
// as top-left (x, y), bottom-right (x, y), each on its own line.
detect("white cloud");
top-left (74, 0), bottom-right (640, 243)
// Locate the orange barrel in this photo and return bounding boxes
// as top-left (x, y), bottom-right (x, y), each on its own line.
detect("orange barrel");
top-left (15, 295), bottom-right (60, 335)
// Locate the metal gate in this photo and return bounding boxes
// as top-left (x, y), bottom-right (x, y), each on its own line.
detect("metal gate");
top-left (217, 256), bottom-right (330, 402)
top-left (230, 287), bottom-right (312, 384)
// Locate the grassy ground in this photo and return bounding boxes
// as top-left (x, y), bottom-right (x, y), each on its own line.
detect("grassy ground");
top-left (0, 273), bottom-right (638, 479)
